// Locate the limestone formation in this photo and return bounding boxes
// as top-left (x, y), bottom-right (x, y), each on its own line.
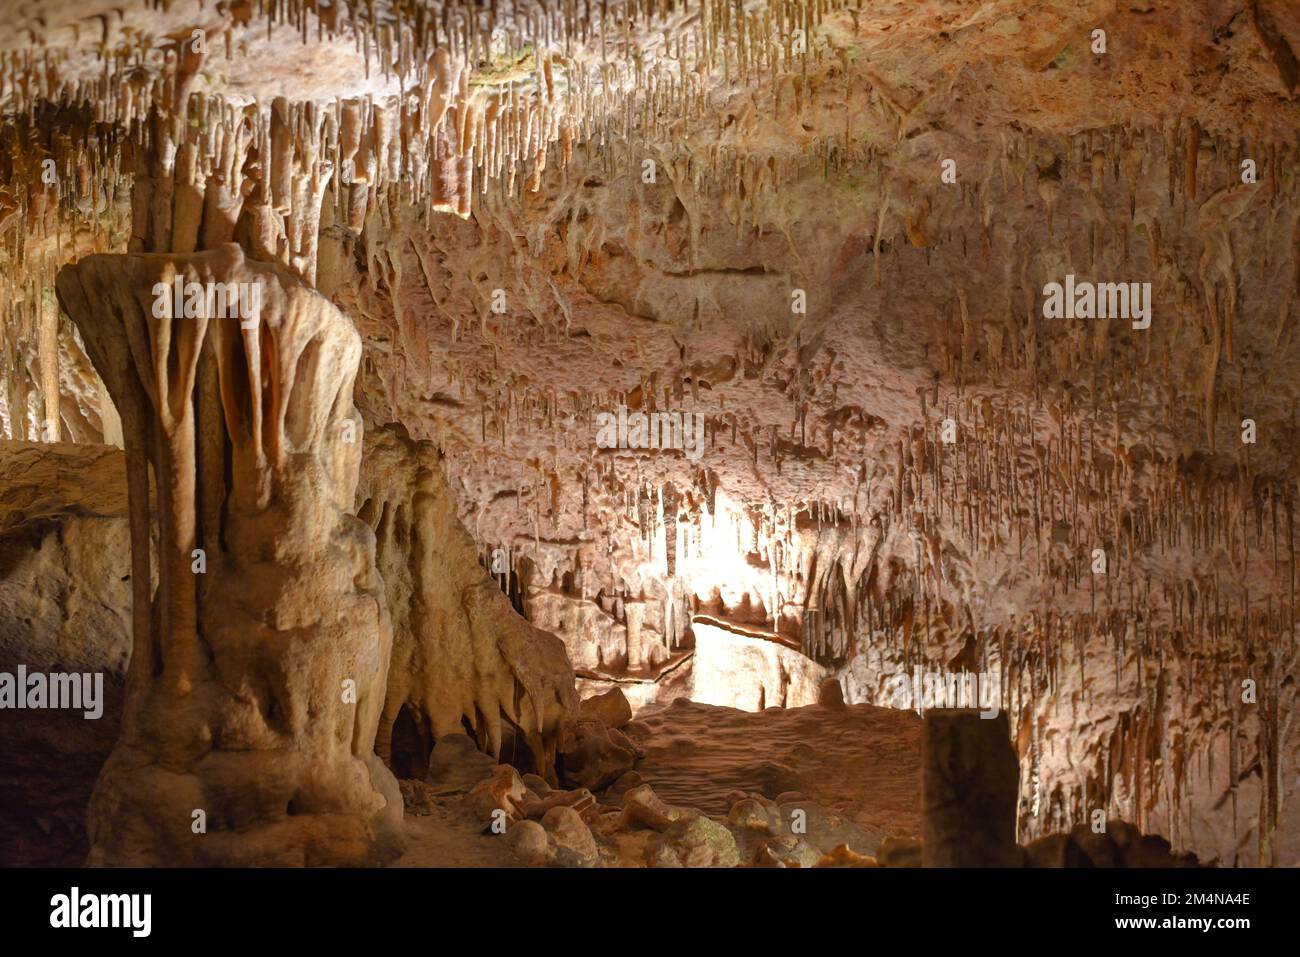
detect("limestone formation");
top-left (506, 819), bottom-right (552, 867)
top-left (557, 717), bottom-right (639, 791)
top-left (426, 733), bottom-right (498, 795)
top-left (578, 688), bottom-right (633, 730)
top-left (645, 813), bottom-right (742, 868)
top-left (0, 444), bottom-right (131, 866)
top-left (56, 245), bottom-right (403, 866)
top-left (355, 425), bottom-right (577, 782)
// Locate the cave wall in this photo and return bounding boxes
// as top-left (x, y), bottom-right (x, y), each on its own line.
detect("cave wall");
top-left (0, 443), bottom-right (131, 866)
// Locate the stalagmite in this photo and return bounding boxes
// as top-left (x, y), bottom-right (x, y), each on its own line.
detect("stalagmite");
top-left (922, 711), bottom-right (1020, 866)
top-left (625, 599), bottom-right (646, 672)
top-left (56, 244), bottom-right (404, 866)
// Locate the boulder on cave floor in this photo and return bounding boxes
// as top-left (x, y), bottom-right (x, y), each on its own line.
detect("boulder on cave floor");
top-left (578, 688), bottom-right (634, 729)
top-left (558, 717), bottom-right (641, 790)
top-left (645, 812), bottom-right (742, 868)
top-left (427, 733), bottom-right (499, 794)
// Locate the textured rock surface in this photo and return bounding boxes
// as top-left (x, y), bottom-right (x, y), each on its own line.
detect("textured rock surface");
top-left (557, 718), bottom-right (639, 791)
top-left (356, 425), bottom-right (577, 781)
top-left (0, 443), bottom-right (131, 866)
top-left (690, 619), bottom-right (828, 710)
top-left (541, 805), bottom-right (600, 868)
top-left (506, 819), bottom-right (553, 867)
top-left (426, 733), bottom-right (499, 795)
top-left (645, 813), bottom-right (742, 868)
top-left (578, 688), bottom-right (633, 730)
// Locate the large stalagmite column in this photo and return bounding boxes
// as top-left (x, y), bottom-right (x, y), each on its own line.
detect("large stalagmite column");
top-left (921, 710), bottom-right (1021, 867)
top-left (624, 600), bottom-right (645, 672)
top-left (37, 294), bottom-right (60, 442)
top-left (57, 244), bottom-right (404, 866)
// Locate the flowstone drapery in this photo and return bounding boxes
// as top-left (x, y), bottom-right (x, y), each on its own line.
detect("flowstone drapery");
top-left (356, 426), bottom-right (577, 783)
top-left (56, 244), bottom-right (403, 865)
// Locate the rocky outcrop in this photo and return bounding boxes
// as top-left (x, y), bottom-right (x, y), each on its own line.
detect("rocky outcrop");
top-left (356, 425), bottom-right (577, 783)
top-left (578, 688), bottom-right (633, 729)
top-left (645, 813), bottom-right (741, 868)
top-left (557, 718), bottom-right (639, 791)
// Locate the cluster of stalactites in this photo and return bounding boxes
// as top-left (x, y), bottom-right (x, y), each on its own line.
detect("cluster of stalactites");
top-left (449, 369), bottom-right (1300, 854)
top-left (833, 393), bottom-right (1298, 862)
top-left (0, 105), bottom-right (129, 443)
top-left (1, 0), bottom-right (860, 228)
top-left (123, 34), bottom-right (335, 286)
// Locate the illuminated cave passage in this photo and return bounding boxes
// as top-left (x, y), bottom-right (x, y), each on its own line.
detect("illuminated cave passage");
top-left (0, 0), bottom-right (1298, 876)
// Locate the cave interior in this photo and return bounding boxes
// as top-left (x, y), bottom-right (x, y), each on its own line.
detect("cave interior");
top-left (1, 0), bottom-right (1299, 872)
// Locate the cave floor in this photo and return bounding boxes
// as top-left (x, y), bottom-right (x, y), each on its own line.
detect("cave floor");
top-left (390, 698), bottom-right (924, 866)
top-left (391, 798), bottom-right (517, 868)
top-left (631, 699), bottom-right (924, 842)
